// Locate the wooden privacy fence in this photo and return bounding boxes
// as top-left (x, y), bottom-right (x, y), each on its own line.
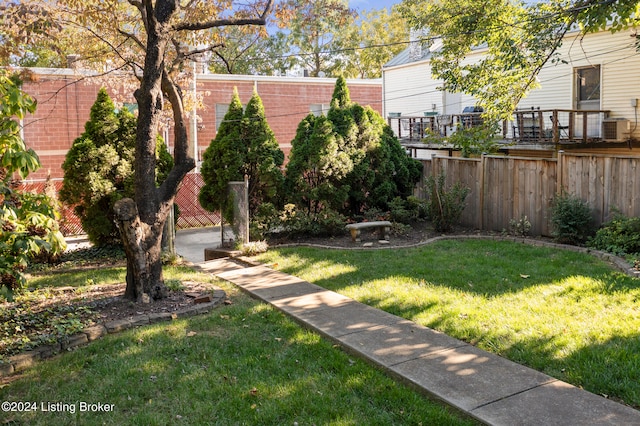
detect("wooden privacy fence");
top-left (416, 152), bottom-right (640, 237)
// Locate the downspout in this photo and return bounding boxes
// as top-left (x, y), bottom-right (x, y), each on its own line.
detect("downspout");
top-left (191, 60), bottom-right (198, 172)
top-left (382, 68), bottom-right (387, 120)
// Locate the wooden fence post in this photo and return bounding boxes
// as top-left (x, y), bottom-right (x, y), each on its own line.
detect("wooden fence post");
top-left (556, 150), bottom-right (564, 195)
top-left (479, 154), bottom-right (486, 231)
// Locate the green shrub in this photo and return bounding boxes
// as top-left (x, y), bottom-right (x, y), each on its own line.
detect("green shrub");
top-left (0, 72), bottom-right (65, 293)
top-left (425, 173), bottom-right (470, 232)
top-left (240, 240), bottom-right (269, 256)
top-left (588, 213), bottom-right (640, 255)
top-left (249, 202), bottom-right (280, 241)
top-left (425, 123), bottom-right (500, 158)
top-left (283, 77), bottom-right (421, 219)
top-left (446, 124), bottom-right (500, 158)
top-left (549, 192), bottom-right (594, 245)
top-left (509, 215), bottom-right (532, 237)
top-left (279, 204), bottom-right (346, 237)
top-left (60, 89), bottom-right (172, 246)
top-left (388, 196), bottom-right (429, 224)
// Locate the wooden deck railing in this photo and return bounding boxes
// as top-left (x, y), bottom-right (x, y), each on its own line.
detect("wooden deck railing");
top-left (387, 109), bottom-right (611, 144)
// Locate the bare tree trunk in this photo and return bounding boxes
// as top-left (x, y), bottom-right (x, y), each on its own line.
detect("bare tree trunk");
top-left (114, 198), bottom-right (167, 302)
top-left (115, 1), bottom-right (194, 302)
top-left (112, 0), bottom-right (269, 303)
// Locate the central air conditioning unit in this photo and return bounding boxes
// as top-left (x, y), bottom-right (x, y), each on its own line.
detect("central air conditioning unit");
top-left (602, 118), bottom-right (630, 142)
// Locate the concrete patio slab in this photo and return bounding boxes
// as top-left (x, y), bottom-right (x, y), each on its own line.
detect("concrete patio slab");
top-left (471, 379), bottom-right (640, 426)
top-left (390, 344), bottom-right (555, 412)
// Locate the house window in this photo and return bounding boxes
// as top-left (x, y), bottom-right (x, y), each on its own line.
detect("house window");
top-left (575, 65), bottom-right (600, 110)
top-left (310, 104), bottom-right (330, 116)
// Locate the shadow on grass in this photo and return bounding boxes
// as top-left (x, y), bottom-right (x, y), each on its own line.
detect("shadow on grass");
top-left (258, 239), bottom-right (640, 408)
top-left (265, 239), bottom-right (640, 296)
top-left (0, 298), bottom-right (478, 425)
top-left (503, 332), bottom-right (640, 408)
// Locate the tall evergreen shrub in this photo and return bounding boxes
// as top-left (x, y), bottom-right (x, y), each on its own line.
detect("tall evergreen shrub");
top-left (199, 88), bottom-right (284, 223)
top-left (60, 88), bottom-right (173, 245)
top-left (199, 89), bottom-right (245, 223)
top-left (284, 76), bottom-right (422, 218)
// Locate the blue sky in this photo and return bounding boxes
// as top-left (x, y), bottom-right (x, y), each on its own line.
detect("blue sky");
top-left (349, 0), bottom-right (401, 13)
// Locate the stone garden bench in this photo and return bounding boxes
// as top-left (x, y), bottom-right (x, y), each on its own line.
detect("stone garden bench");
top-left (345, 221), bottom-right (392, 242)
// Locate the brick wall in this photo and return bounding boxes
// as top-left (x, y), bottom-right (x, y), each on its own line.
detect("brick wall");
top-left (20, 69), bottom-right (382, 180)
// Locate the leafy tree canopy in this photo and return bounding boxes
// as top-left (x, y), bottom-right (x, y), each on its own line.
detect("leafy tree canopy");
top-left (397, 0), bottom-right (640, 121)
top-left (332, 6), bottom-right (410, 79)
top-left (0, 0), bottom-right (278, 302)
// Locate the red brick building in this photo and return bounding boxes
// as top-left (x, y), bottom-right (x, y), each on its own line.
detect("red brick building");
top-left (20, 69), bottom-right (382, 180)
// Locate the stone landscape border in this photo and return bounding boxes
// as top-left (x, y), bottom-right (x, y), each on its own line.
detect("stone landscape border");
top-left (0, 288), bottom-right (226, 378)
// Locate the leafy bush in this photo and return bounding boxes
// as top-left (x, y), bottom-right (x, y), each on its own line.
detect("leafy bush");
top-left (0, 72), bottom-right (66, 293)
top-left (388, 196), bottom-right (429, 224)
top-left (588, 213), bottom-right (640, 255)
top-left (549, 192), bottom-right (594, 245)
top-left (424, 123), bottom-right (500, 158)
top-left (249, 202), bottom-right (280, 241)
top-left (446, 124), bottom-right (500, 158)
top-left (425, 173), bottom-right (470, 232)
top-left (240, 241), bottom-right (269, 256)
top-left (278, 204), bottom-right (347, 237)
top-left (60, 88), bottom-right (173, 246)
top-left (509, 215), bottom-right (532, 237)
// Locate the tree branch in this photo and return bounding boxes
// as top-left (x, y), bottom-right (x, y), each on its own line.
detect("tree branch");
top-left (174, 16), bottom-right (268, 32)
top-left (158, 70), bottom-right (195, 204)
top-left (173, 0), bottom-right (273, 31)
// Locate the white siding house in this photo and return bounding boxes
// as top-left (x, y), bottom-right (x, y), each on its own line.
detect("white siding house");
top-left (383, 28), bottom-right (640, 147)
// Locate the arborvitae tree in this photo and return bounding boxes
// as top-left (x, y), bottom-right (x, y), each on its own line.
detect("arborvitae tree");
top-left (199, 89), bottom-right (245, 224)
top-left (60, 88), bottom-right (135, 246)
top-left (346, 108), bottom-right (423, 215)
top-left (199, 88), bottom-right (284, 223)
top-left (60, 88), bottom-right (173, 246)
top-left (284, 76), bottom-right (422, 218)
top-left (327, 76), bottom-right (359, 158)
top-left (241, 89), bottom-right (284, 214)
top-left (284, 114), bottom-right (352, 214)
top-left (283, 114), bottom-right (317, 208)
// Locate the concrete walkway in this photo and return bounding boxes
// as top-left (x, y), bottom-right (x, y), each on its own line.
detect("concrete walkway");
top-left (174, 229), bottom-right (640, 424)
top-left (192, 255), bottom-right (640, 426)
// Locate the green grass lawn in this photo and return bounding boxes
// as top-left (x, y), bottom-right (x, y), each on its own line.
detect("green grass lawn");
top-left (0, 266), bottom-right (476, 426)
top-left (256, 239), bottom-right (640, 409)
